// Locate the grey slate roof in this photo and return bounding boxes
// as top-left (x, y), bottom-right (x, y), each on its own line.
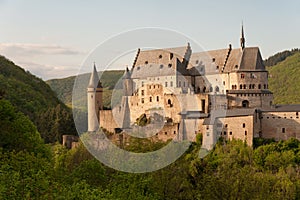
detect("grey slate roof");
top-left (261, 105), bottom-right (300, 112)
top-left (88, 64), bottom-right (100, 88)
top-left (131, 63), bottom-right (177, 79)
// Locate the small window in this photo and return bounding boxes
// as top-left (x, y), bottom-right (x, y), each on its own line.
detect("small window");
top-left (282, 128), bottom-right (285, 133)
top-left (170, 53), bottom-right (174, 60)
top-left (174, 131), bottom-right (176, 135)
top-left (165, 132), bottom-right (167, 135)
top-left (170, 81), bottom-right (173, 87)
top-left (223, 131), bottom-right (227, 135)
top-left (141, 90), bottom-right (144, 96)
top-left (240, 84), bottom-right (243, 89)
top-left (196, 60), bottom-right (199, 64)
top-left (243, 84), bottom-right (246, 89)
top-left (215, 86), bottom-right (219, 92)
top-left (137, 66), bottom-right (140, 70)
top-left (141, 98), bottom-right (144, 104)
top-left (168, 63), bottom-right (172, 68)
top-left (145, 61), bottom-right (148, 64)
top-left (149, 97), bottom-right (152, 102)
top-left (159, 55), bottom-right (162, 59)
top-left (245, 131), bottom-right (247, 136)
top-left (241, 74), bottom-right (245, 79)
top-left (235, 65), bottom-right (238, 69)
top-left (223, 81), bottom-right (225, 86)
top-left (216, 66), bottom-right (219, 70)
top-left (156, 96), bottom-right (159, 102)
top-left (160, 64), bottom-right (164, 69)
top-left (165, 82), bottom-right (168, 87)
top-left (212, 58), bottom-right (216, 62)
top-left (225, 124), bottom-right (228, 128)
top-left (229, 131), bottom-right (232, 135)
top-left (258, 84), bottom-right (261, 89)
top-left (178, 81), bottom-right (181, 87)
top-left (242, 123), bottom-right (245, 128)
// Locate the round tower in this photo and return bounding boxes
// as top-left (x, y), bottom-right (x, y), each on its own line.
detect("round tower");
top-left (87, 63), bottom-right (103, 132)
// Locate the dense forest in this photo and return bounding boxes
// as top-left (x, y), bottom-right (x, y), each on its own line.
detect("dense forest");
top-left (264, 48), bottom-right (300, 67)
top-left (0, 55), bottom-right (76, 143)
top-left (2, 98), bottom-right (300, 199)
top-left (1, 49), bottom-right (300, 199)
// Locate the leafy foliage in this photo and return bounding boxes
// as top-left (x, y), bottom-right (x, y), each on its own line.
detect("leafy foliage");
top-left (0, 55), bottom-right (76, 143)
top-left (268, 52), bottom-right (300, 104)
top-left (264, 48), bottom-right (300, 67)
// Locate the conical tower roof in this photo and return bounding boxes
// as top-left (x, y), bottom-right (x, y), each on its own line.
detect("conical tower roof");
top-left (88, 63), bottom-right (100, 88)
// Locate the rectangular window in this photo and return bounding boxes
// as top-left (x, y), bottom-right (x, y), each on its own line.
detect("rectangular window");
top-left (149, 97), bottom-right (152, 102)
top-left (156, 96), bottom-right (159, 102)
top-left (245, 131), bottom-right (247, 136)
top-left (141, 90), bottom-right (144, 96)
top-left (282, 128), bottom-right (285, 133)
top-left (170, 81), bottom-right (173, 87)
top-left (165, 82), bottom-right (168, 87)
top-left (242, 123), bottom-right (245, 128)
top-left (141, 98), bottom-right (144, 104)
top-left (178, 81), bottom-right (181, 87)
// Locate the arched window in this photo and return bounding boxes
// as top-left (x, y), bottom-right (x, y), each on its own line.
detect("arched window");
top-left (242, 100), bottom-right (249, 108)
top-left (264, 84), bottom-right (266, 89)
top-left (156, 96), bottom-right (159, 102)
top-left (249, 84), bottom-right (252, 89)
top-left (243, 84), bottom-right (246, 89)
top-left (149, 97), bottom-right (152, 102)
top-left (215, 86), bottom-right (219, 92)
top-left (240, 84), bottom-right (243, 89)
top-left (167, 99), bottom-right (173, 107)
top-left (203, 87), bottom-right (206, 93)
top-left (252, 84), bottom-right (255, 89)
top-left (258, 84), bottom-right (261, 89)
top-left (210, 86), bottom-right (213, 92)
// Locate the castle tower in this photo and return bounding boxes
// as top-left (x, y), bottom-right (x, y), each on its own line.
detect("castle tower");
top-left (87, 63), bottom-right (103, 132)
top-left (240, 23), bottom-right (245, 49)
top-left (123, 67), bottom-right (133, 96)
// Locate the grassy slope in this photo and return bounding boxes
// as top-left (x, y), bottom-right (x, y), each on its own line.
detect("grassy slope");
top-left (267, 52), bottom-right (300, 104)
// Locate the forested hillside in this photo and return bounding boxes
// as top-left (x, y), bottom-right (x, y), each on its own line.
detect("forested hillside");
top-left (47, 70), bottom-right (124, 109)
top-left (0, 55), bottom-right (76, 143)
top-left (268, 52), bottom-right (300, 104)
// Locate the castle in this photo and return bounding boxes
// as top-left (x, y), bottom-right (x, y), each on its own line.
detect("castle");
top-left (87, 26), bottom-right (300, 151)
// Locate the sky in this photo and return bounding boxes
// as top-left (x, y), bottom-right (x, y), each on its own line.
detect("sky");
top-left (0, 0), bottom-right (299, 80)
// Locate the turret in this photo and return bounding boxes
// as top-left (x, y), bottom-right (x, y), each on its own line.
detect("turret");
top-left (123, 67), bottom-right (133, 96)
top-left (87, 63), bottom-right (103, 132)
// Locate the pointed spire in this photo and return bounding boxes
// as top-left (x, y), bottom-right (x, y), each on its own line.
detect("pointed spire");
top-left (123, 66), bottom-right (131, 79)
top-left (88, 62), bottom-right (100, 88)
top-left (240, 22), bottom-right (245, 49)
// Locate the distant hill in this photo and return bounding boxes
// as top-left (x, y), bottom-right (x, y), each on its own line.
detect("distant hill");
top-left (264, 48), bottom-right (300, 67)
top-left (46, 70), bottom-right (124, 109)
top-left (0, 55), bottom-right (76, 143)
top-left (267, 52), bottom-right (300, 104)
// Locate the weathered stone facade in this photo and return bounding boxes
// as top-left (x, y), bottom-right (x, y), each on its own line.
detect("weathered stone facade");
top-left (87, 26), bottom-right (300, 151)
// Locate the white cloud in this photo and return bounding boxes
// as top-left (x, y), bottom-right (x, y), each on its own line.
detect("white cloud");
top-left (0, 43), bottom-right (87, 80)
top-left (0, 43), bottom-right (85, 56)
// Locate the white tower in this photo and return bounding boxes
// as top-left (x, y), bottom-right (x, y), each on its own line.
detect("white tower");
top-left (87, 63), bottom-right (103, 132)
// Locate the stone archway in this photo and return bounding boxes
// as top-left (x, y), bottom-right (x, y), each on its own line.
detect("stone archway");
top-left (242, 100), bottom-right (249, 108)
